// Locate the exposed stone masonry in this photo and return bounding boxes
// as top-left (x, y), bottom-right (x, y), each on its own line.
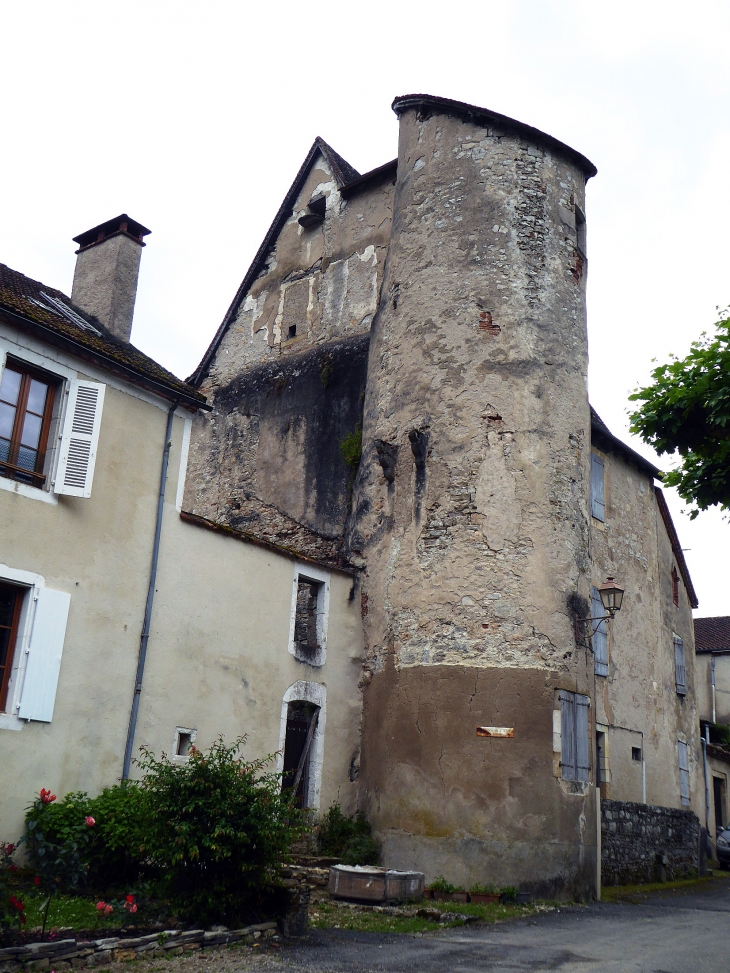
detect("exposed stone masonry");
top-left (601, 800), bottom-right (700, 885)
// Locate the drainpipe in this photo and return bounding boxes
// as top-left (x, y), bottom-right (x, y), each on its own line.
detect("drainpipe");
top-left (701, 725), bottom-right (711, 833)
top-left (122, 398), bottom-right (179, 779)
top-left (711, 656), bottom-right (717, 724)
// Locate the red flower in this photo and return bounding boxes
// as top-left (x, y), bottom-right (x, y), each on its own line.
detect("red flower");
top-left (5, 843), bottom-right (15, 854)
top-left (39, 788), bottom-right (57, 804)
top-left (95, 901), bottom-right (106, 912)
top-left (34, 876), bottom-right (41, 886)
top-left (10, 865), bottom-right (18, 873)
top-left (125, 894), bottom-right (134, 903)
top-left (129, 904), bottom-right (138, 914)
top-left (9, 896), bottom-right (24, 911)
top-left (104, 905), bottom-right (113, 915)
top-left (85, 816), bottom-right (95, 827)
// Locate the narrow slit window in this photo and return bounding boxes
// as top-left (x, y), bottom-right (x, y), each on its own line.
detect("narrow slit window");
top-left (632, 747), bottom-right (642, 762)
top-left (671, 566), bottom-right (679, 607)
top-left (590, 452), bottom-right (605, 522)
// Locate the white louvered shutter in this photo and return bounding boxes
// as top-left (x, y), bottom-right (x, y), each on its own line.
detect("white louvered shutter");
top-left (590, 453), bottom-right (605, 521)
top-left (18, 587), bottom-right (71, 722)
top-left (591, 586), bottom-right (608, 676)
top-left (575, 694), bottom-right (591, 782)
top-left (54, 381), bottom-right (105, 497)
top-left (674, 636), bottom-right (687, 695)
top-left (678, 740), bottom-right (690, 807)
top-left (560, 692), bottom-right (576, 780)
top-left (0, 348), bottom-right (6, 381)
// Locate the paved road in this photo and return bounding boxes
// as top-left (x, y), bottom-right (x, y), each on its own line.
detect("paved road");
top-left (280, 876), bottom-right (730, 973)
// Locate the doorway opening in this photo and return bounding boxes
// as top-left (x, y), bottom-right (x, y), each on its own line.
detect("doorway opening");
top-left (282, 701), bottom-right (320, 809)
top-left (714, 775), bottom-right (727, 832)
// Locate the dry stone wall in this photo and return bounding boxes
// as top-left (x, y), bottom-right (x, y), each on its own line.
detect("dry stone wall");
top-left (601, 799), bottom-right (700, 885)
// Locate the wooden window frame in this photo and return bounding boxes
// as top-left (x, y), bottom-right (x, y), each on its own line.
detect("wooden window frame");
top-left (0, 358), bottom-right (57, 488)
top-left (0, 582), bottom-right (23, 713)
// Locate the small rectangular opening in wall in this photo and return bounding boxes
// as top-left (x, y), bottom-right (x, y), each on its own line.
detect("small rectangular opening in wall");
top-left (294, 579), bottom-right (321, 658)
top-left (575, 205), bottom-right (587, 256)
top-left (174, 727), bottom-right (195, 757)
top-left (632, 747), bottom-right (642, 762)
top-left (288, 325), bottom-right (297, 339)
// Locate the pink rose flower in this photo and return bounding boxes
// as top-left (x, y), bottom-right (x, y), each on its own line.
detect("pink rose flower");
top-left (96, 901), bottom-right (106, 912)
top-left (85, 816), bottom-right (95, 827)
top-left (104, 905), bottom-right (113, 915)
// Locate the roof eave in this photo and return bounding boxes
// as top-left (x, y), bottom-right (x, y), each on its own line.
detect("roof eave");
top-left (0, 305), bottom-right (209, 411)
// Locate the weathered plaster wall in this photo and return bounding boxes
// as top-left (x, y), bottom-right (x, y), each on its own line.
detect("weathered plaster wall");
top-left (203, 160), bottom-right (393, 381)
top-left (589, 449), bottom-right (703, 815)
top-left (137, 515), bottom-right (364, 816)
top-left (696, 653), bottom-right (730, 725)
top-left (184, 335), bottom-right (369, 565)
top-left (186, 154), bottom-right (394, 563)
top-left (349, 104), bottom-right (595, 894)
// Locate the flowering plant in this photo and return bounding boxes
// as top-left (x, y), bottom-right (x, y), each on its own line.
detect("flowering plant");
top-left (0, 843), bottom-right (26, 940)
top-left (22, 789), bottom-right (96, 934)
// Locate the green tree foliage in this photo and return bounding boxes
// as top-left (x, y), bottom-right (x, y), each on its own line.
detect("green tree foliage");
top-left (317, 803), bottom-right (379, 865)
top-left (629, 310), bottom-right (730, 517)
top-left (134, 737), bottom-right (303, 925)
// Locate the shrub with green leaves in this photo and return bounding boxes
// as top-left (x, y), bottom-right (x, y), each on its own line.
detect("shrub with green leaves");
top-left (24, 784), bottom-right (145, 889)
top-left (317, 803), bottom-right (379, 866)
top-left (134, 737), bottom-right (303, 925)
top-left (0, 843), bottom-right (26, 941)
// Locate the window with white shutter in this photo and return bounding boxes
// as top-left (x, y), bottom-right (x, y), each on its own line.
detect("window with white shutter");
top-left (591, 586), bottom-right (608, 676)
top-left (560, 690), bottom-right (590, 782)
top-left (590, 452), bottom-right (605, 521)
top-left (17, 587), bottom-right (71, 722)
top-left (54, 381), bottom-right (105, 498)
top-left (678, 740), bottom-right (690, 807)
top-left (674, 635), bottom-right (686, 695)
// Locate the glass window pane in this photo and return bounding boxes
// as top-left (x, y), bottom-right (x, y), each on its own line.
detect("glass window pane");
top-left (16, 444), bottom-right (38, 471)
top-left (21, 412), bottom-right (42, 449)
top-left (0, 588), bottom-right (17, 629)
top-left (0, 628), bottom-right (11, 669)
top-left (26, 379), bottom-right (49, 416)
top-left (0, 402), bottom-right (16, 440)
top-left (0, 368), bottom-right (21, 406)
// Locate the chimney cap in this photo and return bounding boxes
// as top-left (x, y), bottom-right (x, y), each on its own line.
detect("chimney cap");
top-left (73, 214), bottom-right (151, 253)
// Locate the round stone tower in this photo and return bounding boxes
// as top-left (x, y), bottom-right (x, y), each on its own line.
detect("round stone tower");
top-left (348, 95), bottom-right (598, 897)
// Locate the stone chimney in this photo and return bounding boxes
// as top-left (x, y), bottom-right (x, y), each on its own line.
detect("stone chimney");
top-left (71, 214), bottom-right (151, 342)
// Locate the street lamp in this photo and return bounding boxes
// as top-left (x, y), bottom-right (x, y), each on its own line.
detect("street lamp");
top-left (574, 576), bottom-right (625, 645)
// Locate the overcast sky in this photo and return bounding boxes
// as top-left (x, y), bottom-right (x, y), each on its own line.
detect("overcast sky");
top-left (1, 1), bottom-right (728, 616)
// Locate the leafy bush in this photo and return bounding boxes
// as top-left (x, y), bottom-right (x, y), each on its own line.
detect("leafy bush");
top-left (317, 803), bottom-right (379, 866)
top-left (134, 737), bottom-right (303, 925)
top-left (429, 875), bottom-right (455, 893)
top-left (24, 784), bottom-right (145, 889)
top-left (469, 883), bottom-right (499, 895)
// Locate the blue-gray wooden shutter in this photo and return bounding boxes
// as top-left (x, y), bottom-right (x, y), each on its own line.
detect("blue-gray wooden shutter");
top-left (590, 453), bottom-right (605, 521)
top-left (678, 740), bottom-right (690, 806)
top-left (674, 636), bottom-right (686, 695)
top-left (560, 691), bottom-right (576, 780)
top-left (575, 694), bottom-right (590, 782)
top-left (591, 586), bottom-right (608, 676)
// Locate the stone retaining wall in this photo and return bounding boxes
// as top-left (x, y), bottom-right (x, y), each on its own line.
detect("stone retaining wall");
top-left (601, 799), bottom-right (700, 886)
top-left (0, 924), bottom-right (278, 973)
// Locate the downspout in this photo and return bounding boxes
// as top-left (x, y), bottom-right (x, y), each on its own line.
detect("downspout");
top-left (701, 725), bottom-right (711, 832)
top-left (122, 398), bottom-right (179, 779)
top-left (711, 655), bottom-right (717, 724)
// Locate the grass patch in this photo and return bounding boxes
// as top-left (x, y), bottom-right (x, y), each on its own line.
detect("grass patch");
top-left (601, 874), bottom-right (721, 903)
top-left (23, 894), bottom-right (125, 931)
top-left (308, 898), bottom-right (544, 934)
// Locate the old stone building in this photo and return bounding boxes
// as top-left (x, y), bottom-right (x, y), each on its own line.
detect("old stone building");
top-left (184, 94), bottom-right (703, 896)
top-left (694, 616), bottom-right (730, 838)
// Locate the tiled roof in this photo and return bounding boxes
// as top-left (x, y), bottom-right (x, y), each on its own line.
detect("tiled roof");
top-left (694, 616), bottom-right (730, 653)
top-left (655, 488), bottom-right (699, 610)
top-left (0, 262), bottom-right (206, 408)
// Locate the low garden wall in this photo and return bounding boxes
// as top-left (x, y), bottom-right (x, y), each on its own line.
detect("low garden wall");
top-left (601, 799), bottom-right (700, 885)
